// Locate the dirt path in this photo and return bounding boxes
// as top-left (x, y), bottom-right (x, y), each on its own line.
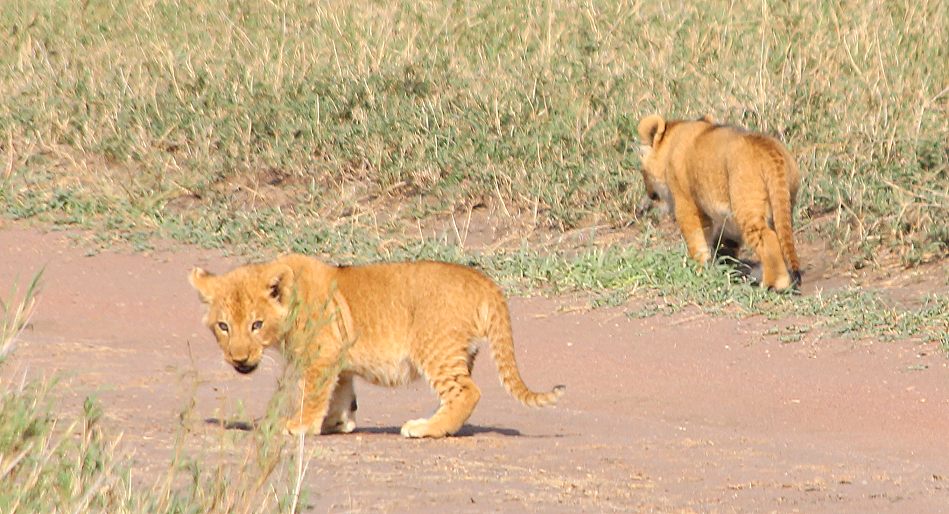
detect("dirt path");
top-left (1, 226), bottom-right (947, 513)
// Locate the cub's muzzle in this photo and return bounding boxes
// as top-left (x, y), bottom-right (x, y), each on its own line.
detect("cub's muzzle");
top-left (232, 359), bottom-right (258, 374)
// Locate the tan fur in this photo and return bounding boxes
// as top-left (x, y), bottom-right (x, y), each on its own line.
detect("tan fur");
top-left (189, 254), bottom-right (565, 438)
top-left (637, 114), bottom-right (802, 290)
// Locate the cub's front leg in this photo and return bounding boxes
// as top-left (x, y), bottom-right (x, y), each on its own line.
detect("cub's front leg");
top-left (672, 195), bottom-right (712, 265)
top-left (285, 357), bottom-right (343, 436)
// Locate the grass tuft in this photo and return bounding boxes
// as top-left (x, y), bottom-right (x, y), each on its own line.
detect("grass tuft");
top-left (0, 270), bottom-right (42, 364)
top-left (0, 278), bottom-right (315, 513)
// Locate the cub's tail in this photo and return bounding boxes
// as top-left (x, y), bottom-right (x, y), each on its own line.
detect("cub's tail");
top-left (479, 296), bottom-right (565, 408)
top-left (762, 142), bottom-right (802, 284)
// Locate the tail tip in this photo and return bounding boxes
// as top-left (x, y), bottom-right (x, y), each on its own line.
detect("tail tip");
top-left (790, 269), bottom-right (802, 288)
top-left (522, 384), bottom-right (566, 408)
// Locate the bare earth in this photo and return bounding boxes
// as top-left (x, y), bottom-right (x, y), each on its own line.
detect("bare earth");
top-left (1, 225), bottom-right (947, 513)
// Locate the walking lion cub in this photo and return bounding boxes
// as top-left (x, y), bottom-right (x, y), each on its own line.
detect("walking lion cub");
top-left (189, 254), bottom-right (564, 438)
top-left (636, 114), bottom-right (802, 290)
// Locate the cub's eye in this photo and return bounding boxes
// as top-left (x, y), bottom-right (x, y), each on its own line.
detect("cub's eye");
top-left (251, 320), bottom-right (263, 331)
top-left (217, 322), bottom-right (229, 333)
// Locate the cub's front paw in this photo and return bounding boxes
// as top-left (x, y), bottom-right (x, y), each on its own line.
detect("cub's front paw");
top-left (400, 418), bottom-right (449, 439)
top-left (284, 418), bottom-right (314, 436)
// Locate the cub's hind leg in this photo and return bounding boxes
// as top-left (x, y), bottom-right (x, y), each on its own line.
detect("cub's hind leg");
top-left (753, 227), bottom-right (791, 290)
top-left (321, 372), bottom-right (357, 434)
top-left (401, 337), bottom-right (481, 438)
top-left (734, 209), bottom-right (791, 290)
top-left (730, 151), bottom-right (794, 291)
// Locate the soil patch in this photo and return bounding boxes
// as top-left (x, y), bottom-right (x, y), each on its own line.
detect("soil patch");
top-left (1, 226), bottom-right (947, 512)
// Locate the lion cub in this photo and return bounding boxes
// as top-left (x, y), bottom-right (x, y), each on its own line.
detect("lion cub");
top-left (636, 114), bottom-right (802, 290)
top-left (189, 254), bottom-right (564, 438)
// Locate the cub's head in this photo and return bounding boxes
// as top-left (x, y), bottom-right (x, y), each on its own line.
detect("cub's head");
top-left (636, 114), bottom-right (671, 214)
top-left (635, 114), bottom-right (714, 214)
top-left (188, 262), bottom-right (294, 374)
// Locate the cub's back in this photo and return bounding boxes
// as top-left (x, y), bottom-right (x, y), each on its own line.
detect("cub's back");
top-left (336, 261), bottom-right (496, 298)
top-left (334, 261), bottom-right (501, 334)
top-left (683, 124), bottom-right (794, 180)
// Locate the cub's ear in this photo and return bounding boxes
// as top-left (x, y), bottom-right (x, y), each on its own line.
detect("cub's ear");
top-left (700, 114), bottom-right (714, 123)
top-left (266, 264), bottom-right (294, 304)
top-left (637, 114), bottom-right (666, 147)
top-left (189, 267), bottom-right (216, 304)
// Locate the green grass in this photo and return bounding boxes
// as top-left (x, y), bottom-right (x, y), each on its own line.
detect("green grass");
top-left (0, 1), bottom-right (945, 339)
top-left (481, 241), bottom-right (949, 345)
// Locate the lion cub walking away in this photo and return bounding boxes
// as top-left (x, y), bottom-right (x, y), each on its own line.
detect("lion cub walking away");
top-left (636, 114), bottom-right (802, 290)
top-left (189, 254), bottom-right (565, 438)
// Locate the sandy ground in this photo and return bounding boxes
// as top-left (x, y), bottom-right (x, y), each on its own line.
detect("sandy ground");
top-left (1, 225), bottom-right (948, 513)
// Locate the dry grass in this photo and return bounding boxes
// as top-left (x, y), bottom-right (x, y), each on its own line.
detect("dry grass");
top-left (0, 354), bottom-right (316, 513)
top-left (0, 0), bottom-right (945, 368)
top-left (0, 271), bottom-right (40, 363)
top-left (0, 377), bottom-right (315, 513)
top-left (0, 0), bottom-right (944, 264)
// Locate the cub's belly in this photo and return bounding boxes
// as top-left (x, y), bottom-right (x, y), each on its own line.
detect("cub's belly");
top-left (706, 206), bottom-right (742, 242)
top-left (349, 354), bottom-right (420, 387)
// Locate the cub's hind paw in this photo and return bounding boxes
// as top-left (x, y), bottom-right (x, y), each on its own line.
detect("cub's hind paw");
top-left (400, 418), bottom-right (449, 439)
top-left (321, 418), bottom-right (356, 434)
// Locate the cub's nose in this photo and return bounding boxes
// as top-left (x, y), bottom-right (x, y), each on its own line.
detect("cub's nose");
top-left (233, 359), bottom-right (258, 374)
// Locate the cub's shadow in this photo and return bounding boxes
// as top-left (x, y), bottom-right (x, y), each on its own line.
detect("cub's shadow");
top-left (205, 418), bottom-right (255, 431)
top-left (354, 425), bottom-right (521, 437)
top-left (722, 256), bottom-right (763, 284)
top-left (718, 256), bottom-right (802, 292)
top-left (204, 418), bottom-right (531, 438)
top-left (712, 239), bottom-right (802, 291)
